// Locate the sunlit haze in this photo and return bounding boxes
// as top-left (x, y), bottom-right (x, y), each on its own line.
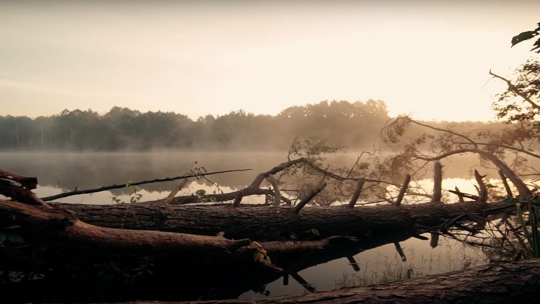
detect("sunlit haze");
top-left (1, 0), bottom-right (538, 121)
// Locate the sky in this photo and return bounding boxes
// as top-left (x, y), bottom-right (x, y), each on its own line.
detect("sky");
top-left (1, 0), bottom-right (539, 122)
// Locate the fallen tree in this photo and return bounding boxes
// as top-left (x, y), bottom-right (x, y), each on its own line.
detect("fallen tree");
top-left (115, 259), bottom-right (540, 304)
top-left (0, 138), bottom-right (534, 303)
top-left (54, 199), bottom-right (509, 241)
top-left (45, 159), bottom-right (515, 241)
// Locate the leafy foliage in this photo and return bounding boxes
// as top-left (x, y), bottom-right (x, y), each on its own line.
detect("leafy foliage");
top-left (492, 59), bottom-right (540, 123)
top-left (511, 23), bottom-right (540, 53)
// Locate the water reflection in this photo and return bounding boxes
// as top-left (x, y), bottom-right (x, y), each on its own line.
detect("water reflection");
top-left (240, 233), bottom-right (485, 299)
top-left (0, 151), bottom-right (498, 301)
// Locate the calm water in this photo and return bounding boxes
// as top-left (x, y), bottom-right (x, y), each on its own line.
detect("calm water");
top-left (0, 151), bottom-right (495, 299)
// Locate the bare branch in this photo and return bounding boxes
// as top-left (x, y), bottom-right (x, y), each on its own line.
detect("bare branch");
top-left (266, 175), bottom-right (281, 207)
top-left (498, 170), bottom-right (514, 198)
top-left (474, 170), bottom-right (488, 202)
top-left (432, 162), bottom-right (442, 203)
top-left (408, 148), bottom-right (531, 197)
top-left (41, 168), bottom-right (252, 202)
top-left (410, 120), bottom-right (478, 148)
top-left (490, 70), bottom-right (540, 112)
top-left (453, 186), bottom-right (465, 203)
top-left (292, 183), bottom-right (327, 214)
top-left (232, 192), bottom-right (243, 208)
top-left (394, 174), bottom-right (411, 206)
top-left (348, 180), bottom-right (365, 208)
top-left (249, 159), bottom-right (304, 188)
top-left (163, 179), bottom-right (189, 205)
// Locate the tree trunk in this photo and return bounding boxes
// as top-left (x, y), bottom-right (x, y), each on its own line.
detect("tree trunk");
top-left (53, 200), bottom-right (507, 240)
top-left (113, 259), bottom-right (540, 304)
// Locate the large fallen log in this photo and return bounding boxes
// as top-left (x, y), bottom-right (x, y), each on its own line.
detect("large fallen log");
top-left (112, 259), bottom-right (540, 304)
top-left (0, 198), bottom-right (412, 303)
top-left (54, 200), bottom-right (510, 240)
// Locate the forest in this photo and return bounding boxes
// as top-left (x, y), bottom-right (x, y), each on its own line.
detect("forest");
top-left (2, 17), bottom-right (540, 304)
top-left (0, 99), bottom-right (507, 151)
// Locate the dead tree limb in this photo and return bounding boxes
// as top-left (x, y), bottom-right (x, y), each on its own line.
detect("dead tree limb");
top-left (474, 170), bottom-right (488, 202)
top-left (0, 199), bottom-right (250, 255)
top-left (119, 259), bottom-right (540, 304)
top-left (432, 162), bottom-right (442, 203)
top-left (0, 169), bottom-right (50, 208)
top-left (54, 199), bottom-right (510, 241)
top-left (292, 183), bottom-right (326, 213)
top-left (164, 179), bottom-right (190, 205)
top-left (40, 168), bottom-right (252, 202)
top-left (408, 116), bottom-right (540, 159)
top-left (490, 69), bottom-right (540, 112)
top-left (165, 188), bottom-right (292, 205)
top-left (409, 148), bottom-right (531, 197)
top-left (498, 170), bottom-right (514, 198)
top-left (453, 186), bottom-right (465, 203)
top-left (348, 180), bottom-right (364, 207)
top-left (394, 174), bottom-right (410, 206)
top-left (265, 175), bottom-right (281, 206)
top-left (232, 192), bottom-right (243, 207)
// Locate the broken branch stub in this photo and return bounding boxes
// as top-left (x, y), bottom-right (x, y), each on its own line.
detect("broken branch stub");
top-left (394, 174), bottom-right (411, 206)
top-left (0, 168), bottom-right (50, 208)
top-left (348, 180), bottom-right (364, 208)
top-left (292, 183), bottom-right (327, 214)
top-left (474, 170), bottom-right (488, 202)
top-left (432, 162), bottom-right (442, 203)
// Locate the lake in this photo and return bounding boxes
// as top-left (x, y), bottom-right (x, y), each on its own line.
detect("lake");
top-left (0, 151), bottom-right (501, 300)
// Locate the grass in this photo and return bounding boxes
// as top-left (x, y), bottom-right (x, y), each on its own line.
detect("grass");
top-left (334, 246), bottom-right (486, 289)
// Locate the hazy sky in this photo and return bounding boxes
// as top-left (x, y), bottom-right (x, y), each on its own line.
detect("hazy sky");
top-left (1, 0), bottom-right (539, 121)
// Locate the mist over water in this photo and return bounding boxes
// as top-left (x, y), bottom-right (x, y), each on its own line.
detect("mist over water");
top-left (1, 150), bottom-right (506, 202)
top-left (0, 150), bottom-right (511, 298)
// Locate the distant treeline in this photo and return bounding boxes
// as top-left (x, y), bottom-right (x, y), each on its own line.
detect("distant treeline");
top-left (0, 100), bottom-right (504, 151)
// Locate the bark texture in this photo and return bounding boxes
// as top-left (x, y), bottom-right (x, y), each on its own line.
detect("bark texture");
top-left (113, 259), bottom-right (540, 304)
top-left (53, 200), bottom-right (507, 240)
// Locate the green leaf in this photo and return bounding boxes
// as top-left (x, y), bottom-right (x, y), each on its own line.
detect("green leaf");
top-left (511, 31), bottom-right (538, 47)
top-left (531, 38), bottom-right (540, 53)
top-left (311, 228), bottom-right (320, 236)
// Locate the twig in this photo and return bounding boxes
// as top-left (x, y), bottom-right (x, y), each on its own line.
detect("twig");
top-left (489, 70), bottom-right (540, 112)
top-left (41, 168), bottom-right (252, 201)
top-left (410, 120), bottom-right (478, 148)
top-left (449, 189), bottom-right (478, 201)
